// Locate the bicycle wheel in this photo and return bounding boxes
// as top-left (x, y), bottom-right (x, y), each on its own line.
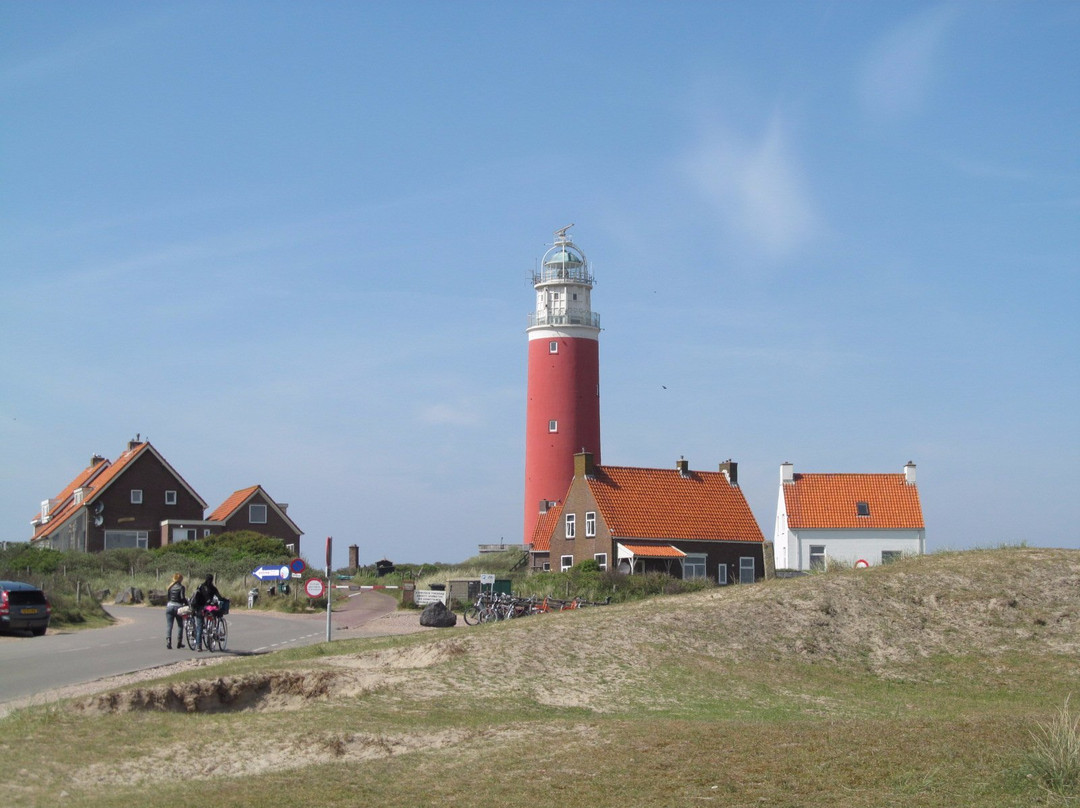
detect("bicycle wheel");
top-left (215, 618), bottom-right (228, 651)
top-left (184, 615), bottom-right (197, 648)
top-left (205, 617), bottom-right (220, 651)
top-left (463, 606), bottom-right (480, 626)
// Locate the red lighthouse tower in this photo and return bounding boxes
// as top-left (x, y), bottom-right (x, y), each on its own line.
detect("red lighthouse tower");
top-left (523, 225), bottom-right (602, 541)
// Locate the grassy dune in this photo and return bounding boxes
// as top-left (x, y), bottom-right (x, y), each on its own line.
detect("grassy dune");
top-left (5, 547), bottom-right (1078, 807)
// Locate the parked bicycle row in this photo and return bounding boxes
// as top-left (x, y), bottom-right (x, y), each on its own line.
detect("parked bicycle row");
top-left (461, 591), bottom-right (609, 625)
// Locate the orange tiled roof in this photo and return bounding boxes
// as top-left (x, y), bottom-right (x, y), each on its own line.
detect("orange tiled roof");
top-left (31, 457), bottom-right (110, 539)
top-left (783, 473), bottom-right (923, 529)
top-left (33, 444), bottom-right (151, 540)
top-left (207, 485), bottom-right (261, 521)
top-left (618, 542), bottom-right (687, 558)
top-left (528, 503), bottom-right (563, 553)
top-left (587, 465), bottom-right (764, 543)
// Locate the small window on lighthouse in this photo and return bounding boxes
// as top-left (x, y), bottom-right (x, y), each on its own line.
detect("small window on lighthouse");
top-left (549, 341), bottom-right (558, 354)
top-left (548, 420), bottom-right (558, 433)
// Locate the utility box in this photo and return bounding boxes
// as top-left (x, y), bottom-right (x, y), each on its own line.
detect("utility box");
top-left (448, 579), bottom-right (480, 606)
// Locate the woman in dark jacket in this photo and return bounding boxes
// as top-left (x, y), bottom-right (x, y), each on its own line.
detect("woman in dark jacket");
top-left (165, 573), bottom-right (187, 649)
top-left (190, 574), bottom-right (223, 652)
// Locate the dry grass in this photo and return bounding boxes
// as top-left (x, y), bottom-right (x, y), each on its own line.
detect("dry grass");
top-left (3, 547), bottom-right (1078, 807)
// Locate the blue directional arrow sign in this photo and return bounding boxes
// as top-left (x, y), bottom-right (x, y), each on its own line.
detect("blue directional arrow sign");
top-left (252, 565), bottom-right (291, 581)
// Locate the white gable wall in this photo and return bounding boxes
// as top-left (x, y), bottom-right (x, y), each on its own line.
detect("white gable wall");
top-left (785, 528), bottom-right (925, 571)
top-left (773, 485), bottom-right (792, 570)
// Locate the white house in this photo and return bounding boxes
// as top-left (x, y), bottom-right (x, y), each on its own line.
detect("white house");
top-left (773, 462), bottom-right (925, 571)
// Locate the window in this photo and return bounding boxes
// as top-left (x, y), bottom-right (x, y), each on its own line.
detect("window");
top-left (542, 562), bottom-right (551, 572)
top-left (203, 529), bottom-right (212, 537)
top-left (165, 490), bottom-right (177, 505)
top-left (585, 511), bottom-right (596, 537)
top-left (249, 503), bottom-right (267, 524)
top-left (809, 545), bottom-right (826, 571)
top-left (560, 555), bottom-right (574, 572)
top-left (549, 419), bottom-right (558, 432)
top-left (565, 513), bottom-right (576, 539)
top-left (73, 488), bottom-right (84, 505)
top-left (594, 553), bottom-right (607, 571)
top-left (549, 340), bottom-right (558, 354)
top-left (104, 530), bottom-right (148, 550)
top-left (683, 554), bottom-right (707, 579)
top-left (882, 550), bottom-right (902, 564)
top-left (717, 565), bottom-right (728, 585)
top-left (130, 489), bottom-right (143, 504)
top-left (739, 556), bottom-right (756, 584)
top-left (856, 501), bottom-right (870, 517)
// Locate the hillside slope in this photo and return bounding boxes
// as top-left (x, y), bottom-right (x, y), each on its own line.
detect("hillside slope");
top-left (14, 547), bottom-right (1080, 808)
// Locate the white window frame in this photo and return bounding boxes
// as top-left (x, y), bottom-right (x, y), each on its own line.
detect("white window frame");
top-left (165, 490), bottom-right (177, 505)
top-left (542, 562), bottom-right (551, 572)
top-left (130, 489), bottom-right (143, 504)
top-left (250, 503), bottom-right (268, 524)
top-left (594, 553), bottom-right (607, 571)
top-left (683, 553), bottom-right (707, 580)
top-left (549, 340), bottom-right (558, 354)
top-left (560, 555), bottom-right (573, 572)
top-left (739, 556), bottom-right (756, 584)
top-left (565, 513), bottom-right (576, 539)
top-left (809, 545), bottom-right (826, 571)
top-left (717, 565), bottom-right (728, 585)
top-left (203, 529), bottom-right (212, 537)
top-left (104, 530), bottom-right (149, 550)
top-left (549, 419), bottom-right (558, 433)
top-left (585, 511), bottom-right (596, 537)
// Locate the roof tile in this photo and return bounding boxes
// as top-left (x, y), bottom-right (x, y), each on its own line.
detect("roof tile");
top-left (783, 473), bottom-right (923, 529)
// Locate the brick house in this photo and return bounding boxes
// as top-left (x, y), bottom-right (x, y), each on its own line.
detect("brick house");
top-left (535, 452), bottom-right (766, 584)
top-left (31, 439), bottom-right (207, 552)
top-left (204, 485), bottom-right (303, 555)
top-left (31, 440), bottom-right (303, 554)
top-left (773, 461), bottom-right (925, 571)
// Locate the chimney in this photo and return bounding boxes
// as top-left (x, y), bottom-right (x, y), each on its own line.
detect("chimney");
top-left (128, 436), bottom-right (141, 451)
top-left (277, 502), bottom-right (289, 513)
top-left (719, 459), bottom-right (738, 485)
top-left (676, 457), bottom-right (690, 478)
top-left (574, 451), bottom-right (595, 478)
top-left (904, 461), bottom-right (917, 485)
top-left (781, 462), bottom-right (794, 484)
top-left (538, 499), bottom-right (551, 514)
top-left (90, 454), bottom-right (105, 466)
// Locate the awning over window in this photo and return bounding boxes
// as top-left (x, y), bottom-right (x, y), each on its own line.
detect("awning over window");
top-left (616, 542), bottom-right (687, 560)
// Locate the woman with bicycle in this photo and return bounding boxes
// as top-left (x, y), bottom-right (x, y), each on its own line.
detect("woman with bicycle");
top-left (165, 573), bottom-right (187, 650)
top-left (189, 574), bottom-right (222, 652)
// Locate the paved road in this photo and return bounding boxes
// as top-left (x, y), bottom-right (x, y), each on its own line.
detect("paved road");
top-left (0, 591), bottom-right (395, 708)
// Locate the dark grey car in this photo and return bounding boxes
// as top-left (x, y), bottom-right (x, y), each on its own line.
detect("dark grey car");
top-left (0, 581), bottom-right (52, 636)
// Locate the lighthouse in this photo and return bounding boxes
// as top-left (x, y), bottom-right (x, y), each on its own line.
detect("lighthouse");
top-left (523, 225), bottom-right (602, 542)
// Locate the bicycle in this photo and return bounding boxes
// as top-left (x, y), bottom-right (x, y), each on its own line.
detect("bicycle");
top-left (181, 597), bottom-right (229, 651)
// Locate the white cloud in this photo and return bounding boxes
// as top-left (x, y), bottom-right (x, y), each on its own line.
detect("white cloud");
top-left (858, 5), bottom-right (959, 121)
top-left (680, 114), bottom-right (819, 261)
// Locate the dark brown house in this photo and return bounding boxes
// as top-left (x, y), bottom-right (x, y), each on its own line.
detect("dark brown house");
top-left (205, 485), bottom-right (303, 554)
top-left (536, 452), bottom-right (766, 584)
top-left (31, 439), bottom-right (207, 552)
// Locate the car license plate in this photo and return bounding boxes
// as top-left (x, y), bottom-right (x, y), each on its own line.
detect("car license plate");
top-left (20, 608), bottom-right (38, 615)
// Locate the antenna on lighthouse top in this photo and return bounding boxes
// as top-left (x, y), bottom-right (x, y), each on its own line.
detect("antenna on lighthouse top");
top-left (554, 223), bottom-right (574, 242)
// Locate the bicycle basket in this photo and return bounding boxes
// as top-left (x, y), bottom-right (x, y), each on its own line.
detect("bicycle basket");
top-left (215, 597), bottom-right (230, 616)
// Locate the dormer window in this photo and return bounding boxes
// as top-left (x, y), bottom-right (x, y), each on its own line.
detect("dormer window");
top-left (856, 501), bottom-right (870, 517)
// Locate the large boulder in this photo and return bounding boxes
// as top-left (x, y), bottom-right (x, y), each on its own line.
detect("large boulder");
top-left (114, 586), bottom-right (144, 605)
top-left (419, 601), bottom-right (457, 628)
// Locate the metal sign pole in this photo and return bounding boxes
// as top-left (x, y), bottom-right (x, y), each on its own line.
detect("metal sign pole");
top-left (325, 536), bottom-right (333, 642)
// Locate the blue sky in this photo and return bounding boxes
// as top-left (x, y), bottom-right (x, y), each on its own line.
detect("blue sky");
top-left (2, 2), bottom-right (1077, 568)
